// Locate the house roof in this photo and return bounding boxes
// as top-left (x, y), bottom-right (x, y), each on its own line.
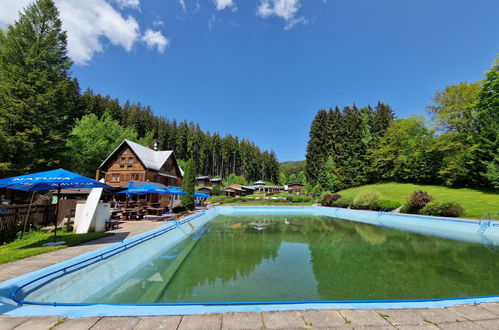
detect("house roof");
top-left (210, 178), bottom-right (222, 182)
top-left (99, 139), bottom-right (183, 175)
top-left (254, 180), bottom-right (265, 185)
top-left (227, 184), bottom-right (244, 191)
top-left (196, 176), bottom-right (210, 180)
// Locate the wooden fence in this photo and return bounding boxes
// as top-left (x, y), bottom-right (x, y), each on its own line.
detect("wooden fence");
top-left (0, 204), bottom-right (55, 242)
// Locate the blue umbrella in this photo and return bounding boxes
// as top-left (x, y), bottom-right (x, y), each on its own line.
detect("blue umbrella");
top-left (127, 180), bottom-right (134, 199)
top-left (164, 187), bottom-right (187, 195)
top-left (117, 184), bottom-right (168, 195)
top-left (0, 169), bottom-right (110, 243)
top-left (0, 168), bottom-right (109, 191)
top-left (195, 192), bottom-right (211, 198)
top-left (164, 187), bottom-right (187, 211)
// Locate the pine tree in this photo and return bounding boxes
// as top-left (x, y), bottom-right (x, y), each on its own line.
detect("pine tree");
top-left (372, 102), bottom-right (395, 139)
top-left (0, 0), bottom-right (79, 175)
top-left (317, 156), bottom-right (341, 192)
top-left (181, 158), bottom-right (195, 210)
top-left (305, 109), bottom-right (330, 185)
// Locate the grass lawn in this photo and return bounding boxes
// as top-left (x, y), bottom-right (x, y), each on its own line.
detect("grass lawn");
top-left (336, 182), bottom-right (499, 219)
top-left (0, 231), bottom-right (111, 265)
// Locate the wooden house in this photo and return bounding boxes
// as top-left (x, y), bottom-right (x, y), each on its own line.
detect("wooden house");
top-left (210, 178), bottom-right (222, 186)
top-left (196, 176), bottom-right (211, 186)
top-left (197, 186), bottom-right (212, 195)
top-left (225, 184), bottom-right (255, 197)
top-left (97, 139), bottom-right (183, 188)
top-left (287, 183), bottom-right (305, 194)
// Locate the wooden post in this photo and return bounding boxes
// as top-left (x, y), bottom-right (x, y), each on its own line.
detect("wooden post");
top-left (53, 186), bottom-right (61, 243)
top-left (21, 191), bottom-right (35, 238)
top-left (95, 169), bottom-right (101, 181)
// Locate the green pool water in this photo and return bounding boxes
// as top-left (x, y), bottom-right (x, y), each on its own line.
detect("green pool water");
top-left (91, 215), bottom-right (499, 303)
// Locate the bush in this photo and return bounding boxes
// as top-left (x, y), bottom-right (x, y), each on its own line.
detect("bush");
top-left (331, 196), bottom-right (353, 208)
top-left (420, 201), bottom-right (464, 217)
top-left (376, 199), bottom-right (402, 211)
top-left (291, 195), bottom-right (312, 203)
top-left (408, 190), bottom-right (433, 209)
top-left (321, 193), bottom-right (341, 206)
top-left (211, 185), bottom-right (223, 196)
top-left (172, 205), bottom-right (187, 213)
top-left (352, 190), bottom-right (381, 210)
top-left (209, 196), bottom-right (227, 204)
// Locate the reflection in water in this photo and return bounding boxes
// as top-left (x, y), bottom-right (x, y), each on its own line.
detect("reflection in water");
top-left (89, 214), bottom-right (499, 303)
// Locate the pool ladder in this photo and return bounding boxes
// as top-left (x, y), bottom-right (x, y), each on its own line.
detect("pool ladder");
top-left (478, 212), bottom-right (498, 234)
top-left (376, 208), bottom-right (390, 226)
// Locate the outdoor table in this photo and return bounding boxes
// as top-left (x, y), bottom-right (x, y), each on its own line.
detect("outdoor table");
top-left (147, 207), bottom-right (164, 216)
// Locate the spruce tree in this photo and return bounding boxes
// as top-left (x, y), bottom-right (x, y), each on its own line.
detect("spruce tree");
top-left (305, 109), bottom-right (330, 185)
top-left (181, 158), bottom-right (196, 210)
top-left (317, 156), bottom-right (341, 192)
top-left (372, 102), bottom-right (395, 139)
top-left (0, 0), bottom-right (78, 175)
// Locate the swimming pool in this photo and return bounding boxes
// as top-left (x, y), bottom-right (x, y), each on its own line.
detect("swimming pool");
top-left (1, 206), bottom-right (498, 316)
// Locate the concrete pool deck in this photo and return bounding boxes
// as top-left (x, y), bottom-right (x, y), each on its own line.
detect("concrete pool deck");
top-left (1, 305), bottom-right (499, 329)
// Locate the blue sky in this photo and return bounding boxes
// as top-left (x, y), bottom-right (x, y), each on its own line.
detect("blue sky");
top-left (3, 0), bottom-right (498, 161)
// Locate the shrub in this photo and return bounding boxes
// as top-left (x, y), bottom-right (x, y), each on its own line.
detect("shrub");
top-left (211, 185), bottom-right (223, 196)
top-left (321, 193), bottom-right (341, 206)
top-left (209, 196), bottom-right (227, 204)
top-left (420, 201), bottom-right (464, 217)
top-left (331, 196), bottom-right (353, 208)
top-left (352, 190), bottom-right (381, 210)
top-left (291, 195), bottom-right (312, 203)
top-left (408, 190), bottom-right (433, 209)
top-left (172, 205), bottom-right (187, 213)
top-left (376, 200), bottom-right (402, 211)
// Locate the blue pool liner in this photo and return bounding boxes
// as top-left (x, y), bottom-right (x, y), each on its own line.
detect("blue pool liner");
top-left (0, 206), bottom-right (498, 317)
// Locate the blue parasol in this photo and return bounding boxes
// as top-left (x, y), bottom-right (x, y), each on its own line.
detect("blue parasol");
top-left (117, 184), bottom-right (169, 195)
top-left (0, 169), bottom-right (110, 244)
top-left (164, 187), bottom-right (187, 195)
top-left (195, 192), bottom-right (211, 198)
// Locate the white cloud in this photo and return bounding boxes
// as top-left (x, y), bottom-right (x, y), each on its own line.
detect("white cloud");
top-left (213, 0), bottom-right (234, 11)
top-left (57, 0), bottom-right (140, 64)
top-left (112, 0), bottom-right (140, 9)
top-left (0, 0), bottom-right (168, 65)
top-left (153, 20), bottom-right (164, 27)
top-left (257, 0), bottom-right (306, 30)
top-left (142, 29), bottom-right (169, 53)
top-left (178, 0), bottom-right (186, 12)
top-left (0, 0), bottom-right (32, 24)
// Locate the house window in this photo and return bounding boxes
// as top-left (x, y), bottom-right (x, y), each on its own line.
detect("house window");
top-left (131, 173), bottom-right (141, 181)
top-left (120, 157), bottom-right (126, 164)
top-left (111, 174), bottom-right (120, 182)
top-left (128, 157), bottom-right (134, 164)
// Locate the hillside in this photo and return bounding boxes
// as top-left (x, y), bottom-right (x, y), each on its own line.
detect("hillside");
top-left (280, 160), bottom-right (306, 176)
top-left (336, 182), bottom-right (499, 219)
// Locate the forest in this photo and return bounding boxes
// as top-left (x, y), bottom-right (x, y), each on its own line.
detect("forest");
top-left (304, 66), bottom-right (499, 193)
top-left (0, 0), bottom-right (279, 182)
